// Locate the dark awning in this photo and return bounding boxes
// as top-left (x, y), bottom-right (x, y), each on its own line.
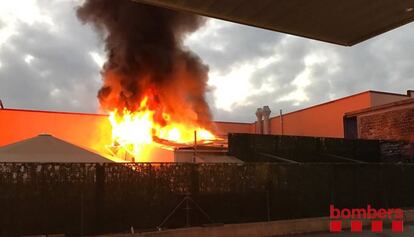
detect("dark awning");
top-left (135, 0), bottom-right (414, 46)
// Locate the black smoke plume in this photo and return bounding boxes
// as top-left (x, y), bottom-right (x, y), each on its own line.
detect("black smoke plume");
top-left (77, 0), bottom-right (212, 127)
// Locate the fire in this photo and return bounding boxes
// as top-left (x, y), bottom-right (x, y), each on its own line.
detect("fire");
top-left (106, 91), bottom-right (215, 162)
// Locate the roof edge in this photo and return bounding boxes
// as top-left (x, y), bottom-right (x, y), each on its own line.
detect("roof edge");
top-left (269, 91), bottom-right (371, 120)
top-left (345, 98), bottom-right (414, 116)
top-left (0, 108), bottom-right (108, 117)
top-left (368, 90), bottom-right (413, 97)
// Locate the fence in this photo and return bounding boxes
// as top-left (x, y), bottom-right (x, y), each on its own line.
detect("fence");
top-left (0, 162), bottom-right (414, 236)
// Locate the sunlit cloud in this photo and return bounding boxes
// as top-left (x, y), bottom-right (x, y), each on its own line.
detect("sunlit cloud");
top-left (89, 51), bottom-right (105, 68)
top-left (278, 53), bottom-right (330, 104)
top-left (209, 59), bottom-right (276, 111)
top-left (24, 54), bottom-right (34, 64)
top-left (0, 0), bottom-right (54, 46)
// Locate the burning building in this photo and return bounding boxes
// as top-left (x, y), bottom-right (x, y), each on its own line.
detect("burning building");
top-left (0, 107), bottom-right (250, 163)
top-left (74, 0), bottom-right (224, 161)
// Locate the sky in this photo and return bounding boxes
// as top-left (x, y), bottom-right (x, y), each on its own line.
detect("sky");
top-left (0, 1), bottom-right (413, 122)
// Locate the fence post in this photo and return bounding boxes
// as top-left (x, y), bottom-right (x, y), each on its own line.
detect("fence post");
top-left (266, 180), bottom-right (272, 221)
top-left (80, 190), bottom-right (84, 236)
top-left (95, 164), bottom-right (105, 234)
top-left (190, 163), bottom-right (199, 195)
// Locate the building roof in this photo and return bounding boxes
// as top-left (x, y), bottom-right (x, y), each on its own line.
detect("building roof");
top-left (135, 0), bottom-right (414, 46)
top-left (268, 90), bottom-right (412, 120)
top-left (0, 134), bottom-right (115, 163)
top-left (0, 108), bottom-right (108, 117)
top-left (345, 97), bottom-right (414, 117)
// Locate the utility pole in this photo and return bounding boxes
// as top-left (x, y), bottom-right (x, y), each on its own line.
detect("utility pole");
top-left (280, 109), bottom-right (284, 135)
top-left (193, 130), bottom-right (197, 163)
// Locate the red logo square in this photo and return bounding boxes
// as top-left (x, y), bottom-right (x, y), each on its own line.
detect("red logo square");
top-left (351, 220), bottom-right (362, 232)
top-left (371, 220), bottom-right (383, 232)
top-left (392, 220), bottom-right (403, 232)
top-left (330, 220), bottom-right (342, 232)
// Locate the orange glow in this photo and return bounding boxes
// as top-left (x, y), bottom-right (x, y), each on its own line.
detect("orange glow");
top-left (106, 91), bottom-right (215, 162)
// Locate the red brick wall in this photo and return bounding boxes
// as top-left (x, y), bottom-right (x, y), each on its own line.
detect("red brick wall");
top-left (358, 107), bottom-right (414, 141)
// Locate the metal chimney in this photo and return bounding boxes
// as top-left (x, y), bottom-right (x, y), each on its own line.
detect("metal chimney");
top-left (262, 106), bottom-right (271, 134)
top-left (255, 108), bottom-right (263, 134)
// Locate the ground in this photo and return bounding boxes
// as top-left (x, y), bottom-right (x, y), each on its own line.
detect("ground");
top-left (284, 224), bottom-right (414, 236)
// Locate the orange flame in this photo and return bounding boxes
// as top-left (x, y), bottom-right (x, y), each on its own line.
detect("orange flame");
top-left (106, 91), bottom-right (215, 162)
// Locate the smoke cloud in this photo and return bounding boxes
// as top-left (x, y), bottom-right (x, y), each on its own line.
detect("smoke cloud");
top-left (77, 0), bottom-right (212, 127)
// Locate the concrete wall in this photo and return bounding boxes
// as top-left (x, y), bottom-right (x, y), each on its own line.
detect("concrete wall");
top-left (108, 211), bottom-right (414, 237)
top-left (228, 133), bottom-right (382, 163)
top-left (229, 133), bottom-right (413, 163)
top-left (269, 92), bottom-right (372, 138)
top-left (214, 121), bottom-right (253, 137)
top-left (0, 109), bottom-right (254, 149)
top-left (0, 109), bottom-right (111, 151)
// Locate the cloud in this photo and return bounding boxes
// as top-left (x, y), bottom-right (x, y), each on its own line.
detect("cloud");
top-left (187, 19), bottom-right (414, 122)
top-left (0, 0), bottom-right (104, 113)
top-left (0, 1), bottom-right (413, 123)
top-left (186, 19), bottom-right (283, 74)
